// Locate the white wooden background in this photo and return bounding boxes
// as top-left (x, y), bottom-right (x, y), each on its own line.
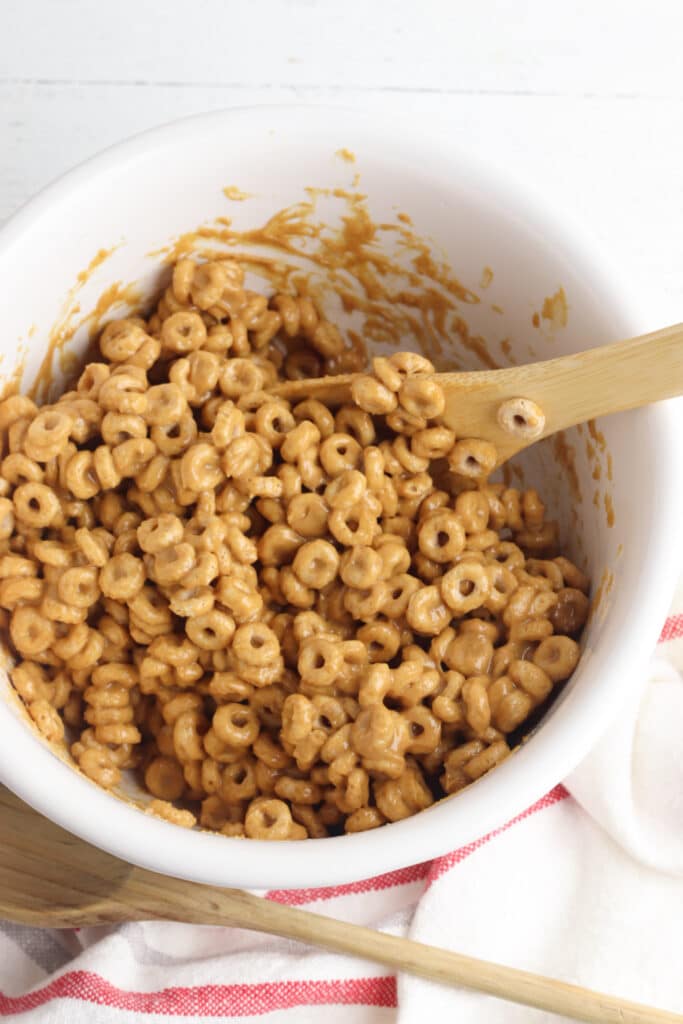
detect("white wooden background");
top-left (1, 0), bottom-right (682, 328)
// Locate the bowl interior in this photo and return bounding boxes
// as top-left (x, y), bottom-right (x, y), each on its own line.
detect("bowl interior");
top-left (0, 108), bottom-right (676, 888)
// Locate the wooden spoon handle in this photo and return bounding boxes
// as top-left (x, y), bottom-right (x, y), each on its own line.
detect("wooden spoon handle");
top-left (150, 879), bottom-right (682, 1024)
top-left (478, 321), bottom-right (683, 438)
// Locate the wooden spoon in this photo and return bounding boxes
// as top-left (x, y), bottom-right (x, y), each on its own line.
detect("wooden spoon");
top-left (1, 786), bottom-right (680, 1024)
top-left (271, 323), bottom-right (683, 465)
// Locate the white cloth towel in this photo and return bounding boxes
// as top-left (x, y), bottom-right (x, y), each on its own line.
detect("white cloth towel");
top-left (2, 585), bottom-right (683, 1023)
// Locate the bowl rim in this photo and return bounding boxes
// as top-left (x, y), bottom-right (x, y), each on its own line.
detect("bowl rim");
top-left (0, 104), bottom-right (680, 889)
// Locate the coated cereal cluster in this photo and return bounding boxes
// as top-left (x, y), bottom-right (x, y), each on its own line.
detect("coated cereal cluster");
top-left (1, 258), bottom-right (589, 839)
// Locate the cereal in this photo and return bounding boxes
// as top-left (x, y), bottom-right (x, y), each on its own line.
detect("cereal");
top-left (1, 257), bottom-right (589, 839)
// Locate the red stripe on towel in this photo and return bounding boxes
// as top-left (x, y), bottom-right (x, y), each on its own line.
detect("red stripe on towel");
top-left (0, 973), bottom-right (397, 1018)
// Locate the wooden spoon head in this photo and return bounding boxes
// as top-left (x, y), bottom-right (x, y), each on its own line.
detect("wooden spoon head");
top-left (0, 784), bottom-right (146, 927)
top-left (270, 371), bottom-right (534, 466)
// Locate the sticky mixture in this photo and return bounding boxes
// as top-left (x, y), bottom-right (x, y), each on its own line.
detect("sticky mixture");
top-left (1, 257), bottom-right (590, 840)
top-left (541, 287), bottom-right (568, 329)
top-left (222, 187), bottom-right (252, 202)
top-left (26, 186), bottom-right (493, 418)
top-left (150, 186), bottom-right (485, 372)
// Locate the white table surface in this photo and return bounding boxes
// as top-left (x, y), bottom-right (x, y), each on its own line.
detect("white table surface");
top-left (1, 0), bottom-right (682, 327)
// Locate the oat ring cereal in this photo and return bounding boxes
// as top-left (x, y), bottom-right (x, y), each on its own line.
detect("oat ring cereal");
top-left (1, 258), bottom-right (589, 838)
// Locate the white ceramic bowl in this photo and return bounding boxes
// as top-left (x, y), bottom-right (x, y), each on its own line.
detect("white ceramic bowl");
top-left (0, 107), bottom-right (679, 889)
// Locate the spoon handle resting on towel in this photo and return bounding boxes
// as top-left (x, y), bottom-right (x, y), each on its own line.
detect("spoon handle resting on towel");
top-left (0, 786), bottom-right (679, 1024)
